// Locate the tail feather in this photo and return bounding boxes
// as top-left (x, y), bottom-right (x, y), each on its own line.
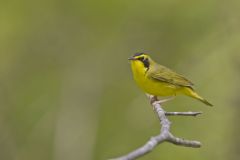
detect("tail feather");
top-left (184, 87), bottom-right (213, 106)
top-left (199, 98), bottom-right (213, 106)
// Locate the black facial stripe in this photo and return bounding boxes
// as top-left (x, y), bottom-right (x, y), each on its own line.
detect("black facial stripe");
top-left (142, 58), bottom-right (150, 69)
top-left (137, 57), bottom-right (150, 69)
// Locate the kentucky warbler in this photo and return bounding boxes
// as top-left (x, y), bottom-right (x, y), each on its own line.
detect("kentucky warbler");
top-left (128, 52), bottom-right (213, 106)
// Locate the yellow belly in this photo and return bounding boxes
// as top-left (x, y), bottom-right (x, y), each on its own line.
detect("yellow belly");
top-left (135, 76), bottom-right (179, 96)
top-left (133, 71), bottom-right (181, 97)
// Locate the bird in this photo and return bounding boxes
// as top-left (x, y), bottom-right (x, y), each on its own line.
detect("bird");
top-left (128, 52), bottom-right (213, 106)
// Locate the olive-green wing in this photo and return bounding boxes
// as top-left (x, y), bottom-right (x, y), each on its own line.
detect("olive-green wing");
top-left (148, 64), bottom-right (194, 87)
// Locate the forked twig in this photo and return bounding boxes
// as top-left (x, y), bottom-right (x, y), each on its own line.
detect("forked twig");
top-left (110, 95), bottom-right (202, 160)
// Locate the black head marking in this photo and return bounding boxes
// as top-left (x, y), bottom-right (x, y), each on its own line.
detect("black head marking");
top-left (131, 52), bottom-right (150, 69)
top-left (133, 52), bottom-right (147, 57)
top-left (132, 53), bottom-right (150, 69)
top-left (142, 58), bottom-right (150, 69)
top-left (135, 56), bottom-right (150, 69)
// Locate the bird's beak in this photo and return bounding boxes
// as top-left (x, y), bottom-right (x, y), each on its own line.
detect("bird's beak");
top-left (128, 57), bottom-right (136, 60)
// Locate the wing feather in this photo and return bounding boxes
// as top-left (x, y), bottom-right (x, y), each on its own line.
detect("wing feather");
top-left (148, 64), bottom-right (194, 87)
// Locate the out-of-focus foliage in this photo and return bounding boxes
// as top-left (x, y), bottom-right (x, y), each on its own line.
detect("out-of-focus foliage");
top-left (0, 0), bottom-right (240, 160)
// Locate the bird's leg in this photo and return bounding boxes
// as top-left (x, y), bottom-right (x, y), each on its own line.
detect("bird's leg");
top-left (152, 96), bottom-right (175, 106)
top-left (145, 94), bottom-right (158, 110)
top-left (145, 94), bottom-right (174, 110)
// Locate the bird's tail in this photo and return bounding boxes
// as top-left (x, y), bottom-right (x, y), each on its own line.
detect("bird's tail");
top-left (184, 87), bottom-right (213, 106)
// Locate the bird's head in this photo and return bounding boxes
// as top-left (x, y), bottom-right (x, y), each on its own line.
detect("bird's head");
top-left (128, 53), bottom-right (154, 71)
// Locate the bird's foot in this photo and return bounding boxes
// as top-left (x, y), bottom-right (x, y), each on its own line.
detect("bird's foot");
top-left (152, 96), bottom-right (175, 106)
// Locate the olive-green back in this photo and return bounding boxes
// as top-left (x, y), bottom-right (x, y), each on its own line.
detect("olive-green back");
top-left (148, 64), bottom-right (194, 88)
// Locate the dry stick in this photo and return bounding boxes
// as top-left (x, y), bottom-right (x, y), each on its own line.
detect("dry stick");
top-left (165, 111), bottom-right (202, 116)
top-left (111, 95), bottom-right (202, 160)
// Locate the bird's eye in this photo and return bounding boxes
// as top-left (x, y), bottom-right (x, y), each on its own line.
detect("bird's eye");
top-left (137, 57), bottom-right (144, 61)
top-left (136, 56), bottom-right (150, 69)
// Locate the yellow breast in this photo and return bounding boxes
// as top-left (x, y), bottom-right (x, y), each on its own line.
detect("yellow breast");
top-left (131, 61), bottom-right (179, 96)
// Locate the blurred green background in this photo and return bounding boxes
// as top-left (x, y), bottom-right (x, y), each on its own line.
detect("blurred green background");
top-left (1, 0), bottom-right (240, 160)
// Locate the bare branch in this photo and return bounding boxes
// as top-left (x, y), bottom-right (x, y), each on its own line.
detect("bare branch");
top-left (110, 95), bottom-right (202, 160)
top-left (165, 111), bottom-right (202, 116)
